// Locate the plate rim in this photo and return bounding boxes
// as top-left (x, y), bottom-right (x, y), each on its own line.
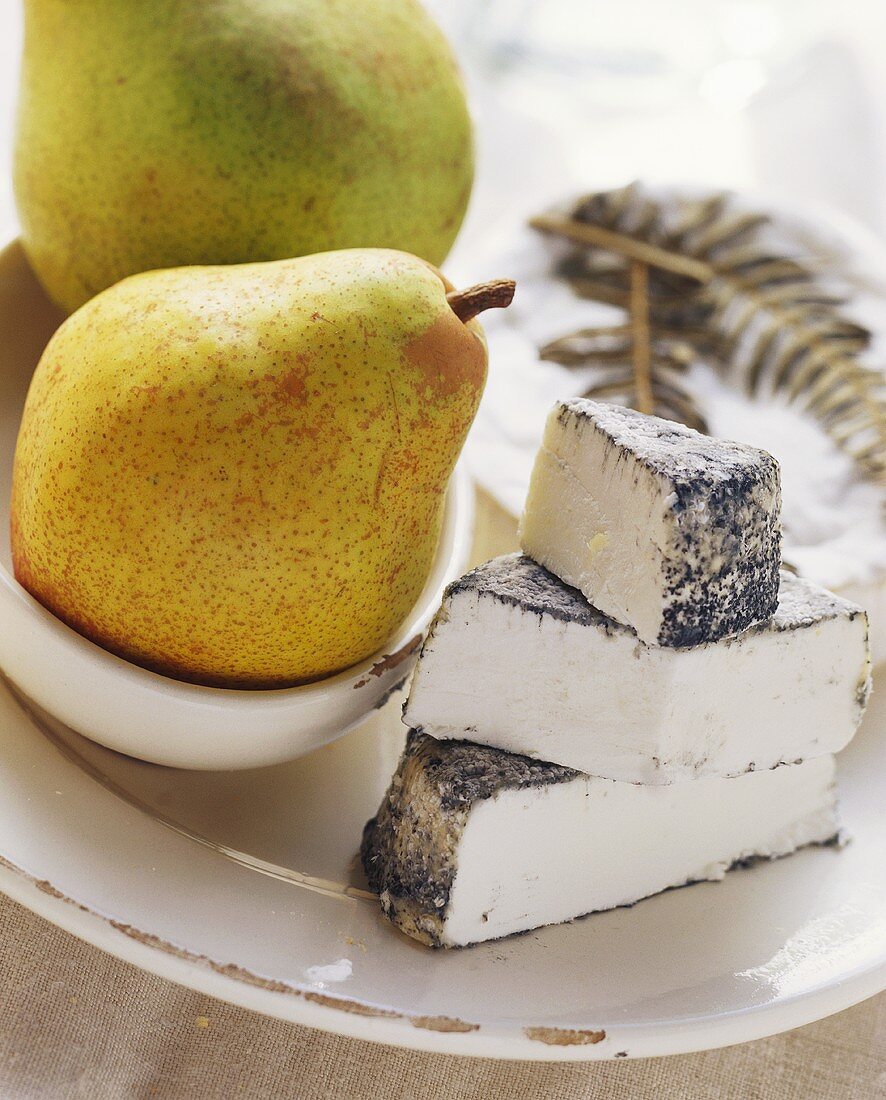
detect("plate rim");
top-left (1, 782), bottom-right (884, 1063)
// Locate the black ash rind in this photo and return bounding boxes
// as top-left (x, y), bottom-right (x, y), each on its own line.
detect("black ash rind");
top-left (360, 731), bottom-right (577, 948)
top-left (445, 553), bottom-right (625, 632)
top-left (435, 553), bottom-right (858, 651)
top-left (659, 455), bottom-right (782, 646)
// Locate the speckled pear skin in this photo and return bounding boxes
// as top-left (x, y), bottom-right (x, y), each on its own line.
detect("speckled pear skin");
top-left (15, 0), bottom-right (474, 314)
top-left (11, 249), bottom-right (488, 687)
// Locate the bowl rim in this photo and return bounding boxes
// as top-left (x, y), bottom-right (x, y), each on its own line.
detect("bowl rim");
top-left (0, 462), bottom-right (474, 709)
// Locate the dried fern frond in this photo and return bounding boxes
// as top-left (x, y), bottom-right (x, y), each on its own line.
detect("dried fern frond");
top-left (530, 183), bottom-right (886, 482)
top-left (539, 326), bottom-right (708, 432)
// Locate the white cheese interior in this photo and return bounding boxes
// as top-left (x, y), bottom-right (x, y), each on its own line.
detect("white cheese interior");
top-left (521, 435), bottom-right (670, 643)
top-left (405, 565), bottom-right (869, 784)
top-left (442, 755), bottom-right (838, 947)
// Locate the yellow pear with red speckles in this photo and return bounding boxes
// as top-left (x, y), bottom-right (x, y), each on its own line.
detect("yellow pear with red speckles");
top-left (11, 249), bottom-right (514, 687)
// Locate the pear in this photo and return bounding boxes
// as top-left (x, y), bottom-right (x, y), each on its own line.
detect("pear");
top-left (15, 0), bottom-right (474, 314)
top-left (11, 249), bottom-right (514, 688)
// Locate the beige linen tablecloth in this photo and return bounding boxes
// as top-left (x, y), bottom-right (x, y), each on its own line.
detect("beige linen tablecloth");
top-left (1, 898), bottom-right (884, 1099)
top-left (1, 492), bottom-right (884, 1099)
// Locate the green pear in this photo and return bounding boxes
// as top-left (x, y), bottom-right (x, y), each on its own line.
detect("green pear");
top-left (11, 248), bottom-right (514, 687)
top-left (15, 0), bottom-right (474, 314)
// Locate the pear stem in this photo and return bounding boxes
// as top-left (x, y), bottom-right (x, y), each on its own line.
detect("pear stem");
top-left (446, 279), bottom-right (516, 324)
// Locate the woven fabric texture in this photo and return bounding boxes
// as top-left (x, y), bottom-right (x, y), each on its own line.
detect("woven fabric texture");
top-left (1, 898), bottom-right (884, 1100)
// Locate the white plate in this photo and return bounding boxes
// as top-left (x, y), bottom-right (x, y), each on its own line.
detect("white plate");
top-left (0, 646), bottom-right (884, 1061)
top-left (1, 245), bottom-right (884, 1061)
top-left (0, 241), bottom-right (473, 769)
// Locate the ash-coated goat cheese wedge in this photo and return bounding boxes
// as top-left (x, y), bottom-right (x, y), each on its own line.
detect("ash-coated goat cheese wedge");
top-left (403, 555), bottom-right (871, 785)
top-left (361, 733), bottom-right (839, 948)
top-left (519, 399), bottom-right (782, 646)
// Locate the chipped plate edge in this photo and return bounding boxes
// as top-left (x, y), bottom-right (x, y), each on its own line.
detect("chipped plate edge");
top-left (1, 825), bottom-right (884, 1061)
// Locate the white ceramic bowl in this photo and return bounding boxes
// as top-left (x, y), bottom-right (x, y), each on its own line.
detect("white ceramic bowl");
top-left (0, 241), bottom-right (474, 769)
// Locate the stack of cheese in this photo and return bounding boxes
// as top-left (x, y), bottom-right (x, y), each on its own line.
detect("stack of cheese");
top-left (362, 399), bottom-right (872, 948)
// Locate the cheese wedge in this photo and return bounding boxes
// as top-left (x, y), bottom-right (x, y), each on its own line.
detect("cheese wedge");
top-left (519, 399), bottom-right (782, 646)
top-left (361, 733), bottom-right (840, 947)
top-left (403, 554), bottom-right (870, 784)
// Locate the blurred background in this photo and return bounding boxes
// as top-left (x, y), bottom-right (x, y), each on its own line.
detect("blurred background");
top-left (424, 0), bottom-right (886, 236)
top-left (5, 1), bottom-right (886, 242)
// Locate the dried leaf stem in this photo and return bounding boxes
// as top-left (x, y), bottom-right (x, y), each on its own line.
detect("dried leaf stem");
top-left (629, 260), bottom-right (654, 415)
top-left (530, 213), bottom-right (713, 282)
